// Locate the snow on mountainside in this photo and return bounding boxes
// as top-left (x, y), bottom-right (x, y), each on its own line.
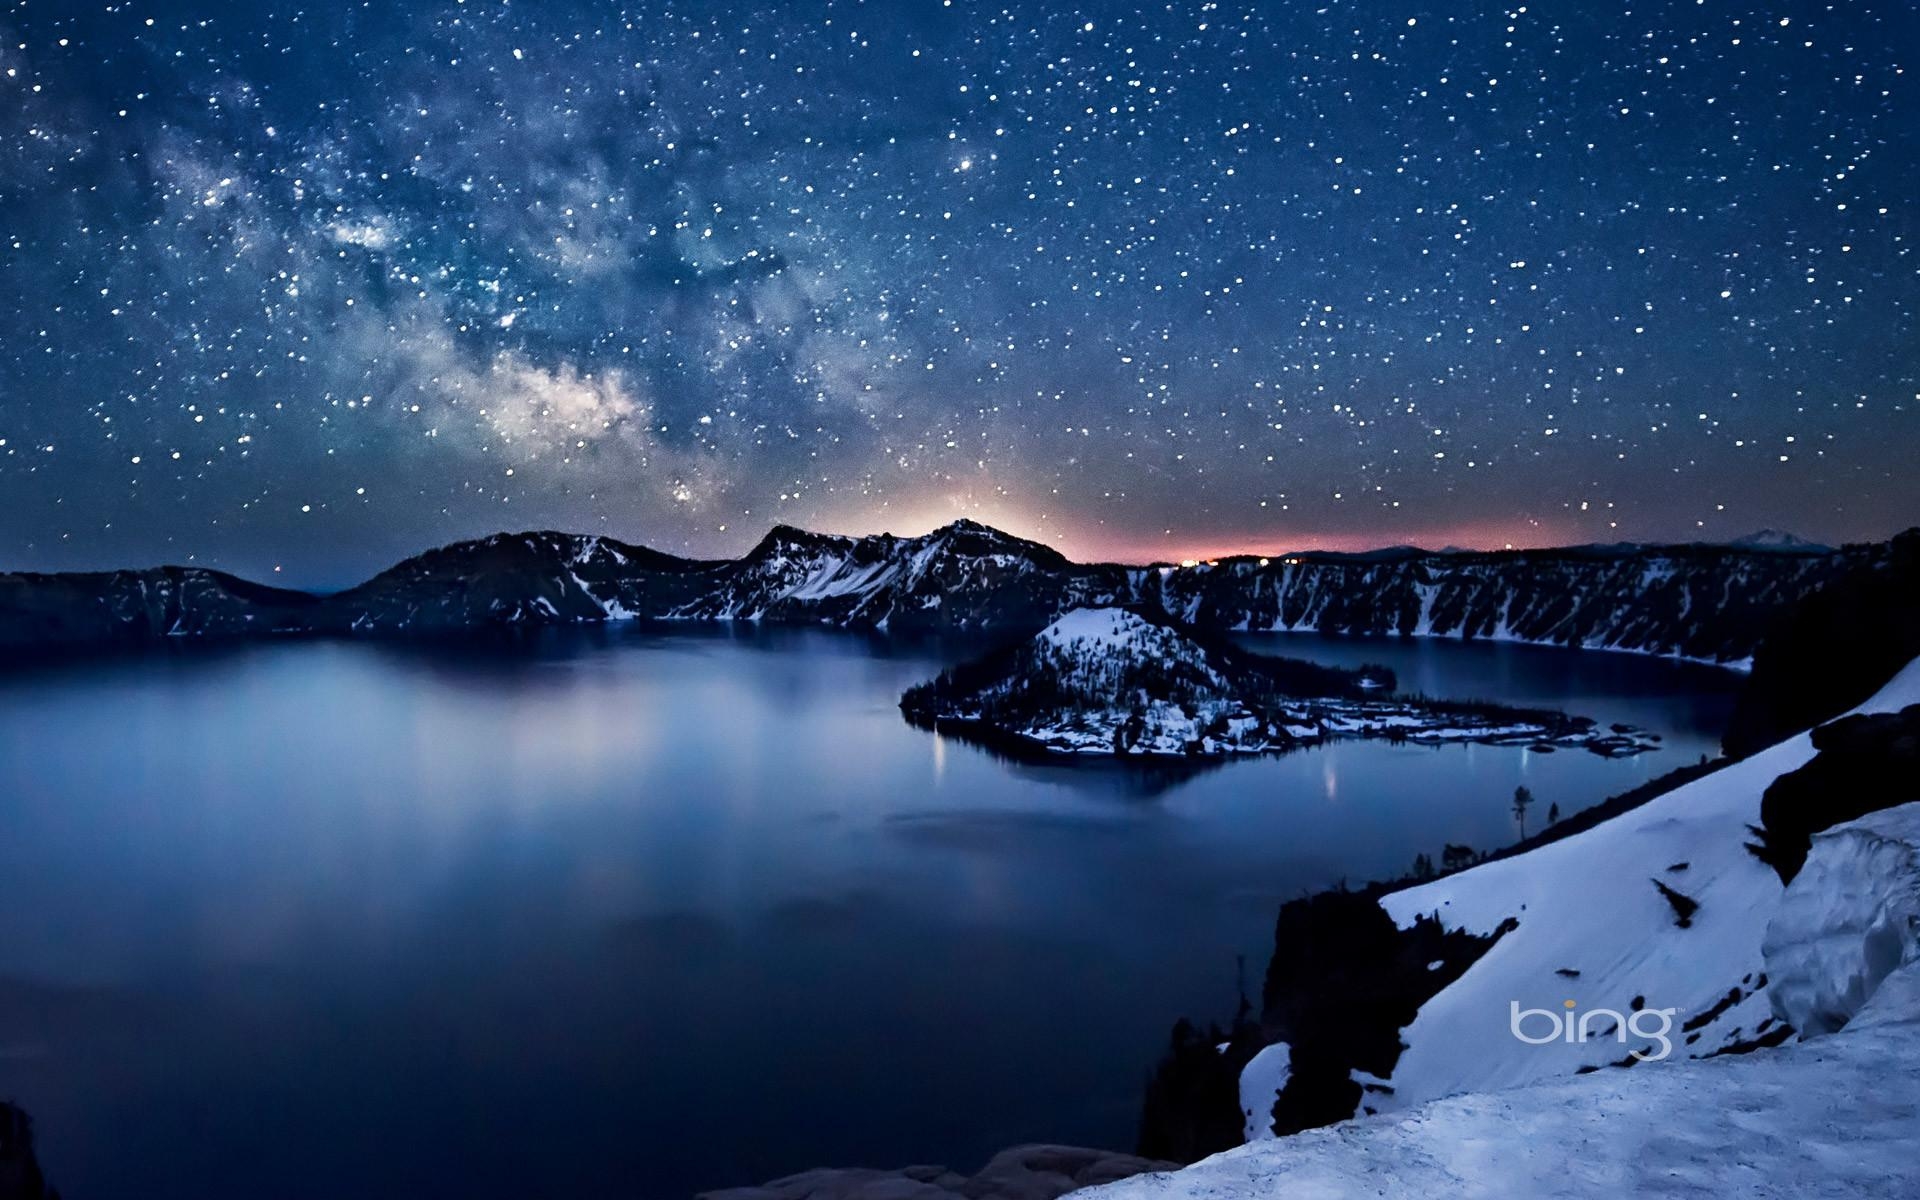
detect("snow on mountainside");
top-left (1140, 542), bottom-right (1859, 667)
top-left (322, 530), bottom-right (721, 631)
top-left (1235, 654), bottom-right (1920, 1138)
top-left (663, 519), bottom-right (1112, 631)
top-left (1, 520), bottom-right (1902, 661)
top-left (900, 607), bottom-right (1658, 759)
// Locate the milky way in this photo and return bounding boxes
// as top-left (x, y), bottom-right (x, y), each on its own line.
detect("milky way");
top-left (1, 1), bottom-right (1915, 584)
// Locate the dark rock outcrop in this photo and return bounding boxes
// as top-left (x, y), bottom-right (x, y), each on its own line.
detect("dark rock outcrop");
top-left (1133, 884), bottom-right (1513, 1162)
top-left (1257, 891), bottom-right (1514, 1136)
top-left (1726, 528), bottom-right (1920, 757)
top-left (1136, 1019), bottom-right (1258, 1164)
top-left (1752, 703), bottom-right (1920, 884)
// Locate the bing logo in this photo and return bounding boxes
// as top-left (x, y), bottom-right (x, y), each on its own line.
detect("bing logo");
top-left (1510, 998), bottom-right (1678, 1062)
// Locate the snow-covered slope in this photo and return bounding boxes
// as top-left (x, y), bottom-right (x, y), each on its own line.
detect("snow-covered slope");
top-left (1085, 965), bottom-right (1920, 1199)
top-left (1090, 784), bottom-right (1920, 1200)
top-left (1360, 655), bottom-right (1920, 1111)
top-left (1217, 654), bottom-right (1920, 1144)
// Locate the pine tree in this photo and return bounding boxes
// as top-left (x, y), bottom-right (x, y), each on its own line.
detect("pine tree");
top-left (1512, 785), bottom-right (1535, 840)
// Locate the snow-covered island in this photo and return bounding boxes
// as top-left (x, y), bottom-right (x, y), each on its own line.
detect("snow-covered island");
top-left (900, 607), bottom-right (1659, 759)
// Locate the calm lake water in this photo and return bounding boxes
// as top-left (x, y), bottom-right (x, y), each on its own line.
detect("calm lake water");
top-left (0, 627), bottom-right (1740, 1198)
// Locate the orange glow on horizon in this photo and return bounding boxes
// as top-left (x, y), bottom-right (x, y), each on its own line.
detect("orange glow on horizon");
top-left (1050, 519), bottom-right (1581, 566)
top-left (792, 497), bottom-right (1579, 567)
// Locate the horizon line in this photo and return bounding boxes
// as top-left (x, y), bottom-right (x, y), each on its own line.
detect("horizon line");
top-left (2, 517), bottom-right (1869, 594)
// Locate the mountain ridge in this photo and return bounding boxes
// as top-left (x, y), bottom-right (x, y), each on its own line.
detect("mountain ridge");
top-left (1, 520), bottom-right (1907, 664)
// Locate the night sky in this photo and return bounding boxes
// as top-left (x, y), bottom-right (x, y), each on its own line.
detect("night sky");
top-left (1, 1), bottom-right (1915, 586)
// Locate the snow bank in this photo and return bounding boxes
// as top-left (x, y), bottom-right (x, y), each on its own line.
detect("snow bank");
top-left (1762, 802), bottom-right (1920, 1037)
top-left (1038, 606), bottom-right (1168, 651)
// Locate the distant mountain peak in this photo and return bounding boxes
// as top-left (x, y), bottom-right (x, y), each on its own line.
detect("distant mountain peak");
top-left (936, 516), bottom-right (995, 534)
top-left (748, 523), bottom-right (852, 555)
top-left (917, 517), bottom-right (1068, 566)
top-left (1730, 529), bottom-right (1833, 553)
top-left (759, 522), bottom-right (826, 541)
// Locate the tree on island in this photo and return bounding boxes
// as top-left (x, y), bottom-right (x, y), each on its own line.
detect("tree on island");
top-left (1547, 801), bottom-right (1561, 826)
top-left (1513, 785), bottom-right (1535, 840)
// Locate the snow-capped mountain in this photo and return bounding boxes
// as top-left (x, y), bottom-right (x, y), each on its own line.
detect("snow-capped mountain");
top-left (0, 520), bottom-right (1901, 664)
top-left (1729, 528), bottom-right (1834, 553)
top-left (900, 607), bottom-right (1656, 759)
top-left (660, 519), bottom-right (1120, 631)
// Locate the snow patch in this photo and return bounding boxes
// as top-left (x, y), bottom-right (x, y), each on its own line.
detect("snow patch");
top-left (1763, 801), bottom-right (1920, 1037)
top-left (1238, 1043), bottom-right (1290, 1142)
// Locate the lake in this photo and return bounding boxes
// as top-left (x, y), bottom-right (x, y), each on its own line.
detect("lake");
top-left (0, 627), bottom-right (1741, 1198)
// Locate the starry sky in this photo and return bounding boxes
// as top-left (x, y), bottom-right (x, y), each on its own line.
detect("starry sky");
top-left (1, 1), bottom-right (1915, 586)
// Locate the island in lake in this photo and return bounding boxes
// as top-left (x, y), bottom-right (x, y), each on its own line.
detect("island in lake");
top-left (899, 607), bottom-right (1659, 760)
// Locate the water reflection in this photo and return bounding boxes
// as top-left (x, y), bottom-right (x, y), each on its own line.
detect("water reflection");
top-left (0, 629), bottom-right (1739, 1198)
